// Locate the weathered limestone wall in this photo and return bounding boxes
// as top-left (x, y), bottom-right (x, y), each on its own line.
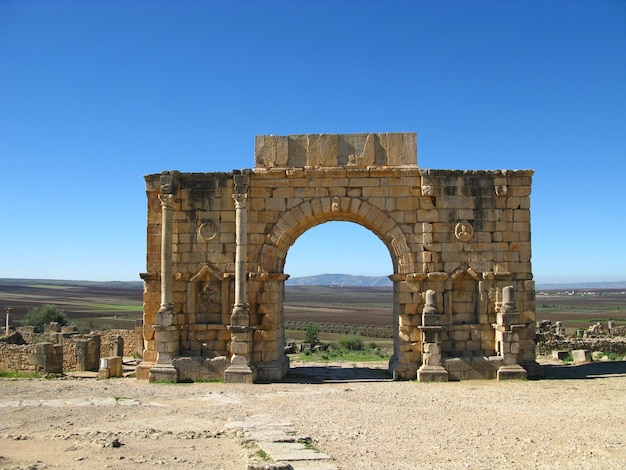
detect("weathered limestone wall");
top-left (536, 336), bottom-right (626, 357)
top-left (93, 329), bottom-right (137, 357)
top-left (0, 329), bottom-right (137, 374)
top-left (141, 132), bottom-right (536, 381)
top-left (0, 343), bottom-right (37, 373)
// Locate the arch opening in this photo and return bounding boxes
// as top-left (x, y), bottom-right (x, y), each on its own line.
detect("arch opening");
top-left (282, 221), bottom-right (395, 382)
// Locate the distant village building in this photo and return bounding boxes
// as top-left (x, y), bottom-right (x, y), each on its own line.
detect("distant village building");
top-left (139, 133), bottom-right (538, 382)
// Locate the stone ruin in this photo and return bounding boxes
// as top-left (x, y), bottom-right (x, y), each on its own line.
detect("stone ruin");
top-left (139, 132), bottom-right (539, 383)
top-left (536, 319), bottom-right (626, 362)
top-left (0, 324), bottom-right (139, 377)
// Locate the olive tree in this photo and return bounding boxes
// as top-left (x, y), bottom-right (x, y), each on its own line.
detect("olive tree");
top-left (24, 304), bottom-right (68, 332)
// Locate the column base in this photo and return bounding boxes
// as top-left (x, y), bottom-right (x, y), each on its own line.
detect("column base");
top-left (224, 356), bottom-right (257, 383)
top-left (417, 365), bottom-right (449, 382)
top-left (497, 364), bottom-right (527, 380)
top-left (224, 365), bottom-right (257, 384)
top-left (149, 363), bottom-right (178, 383)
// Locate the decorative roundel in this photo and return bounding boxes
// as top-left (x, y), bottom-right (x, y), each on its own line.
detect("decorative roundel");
top-left (454, 220), bottom-right (474, 242)
top-left (198, 221), bottom-right (217, 242)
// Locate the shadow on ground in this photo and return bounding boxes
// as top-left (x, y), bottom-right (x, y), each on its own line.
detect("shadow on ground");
top-left (541, 360), bottom-right (626, 380)
top-left (279, 361), bottom-right (626, 383)
top-left (280, 365), bottom-right (393, 383)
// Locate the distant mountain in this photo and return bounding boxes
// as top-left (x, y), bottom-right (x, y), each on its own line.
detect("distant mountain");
top-left (285, 275), bottom-right (626, 290)
top-left (286, 274), bottom-right (392, 287)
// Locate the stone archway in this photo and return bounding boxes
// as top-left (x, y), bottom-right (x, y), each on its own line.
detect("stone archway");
top-left (250, 197), bottom-right (416, 381)
top-left (139, 132), bottom-right (539, 383)
top-left (258, 196), bottom-right (414, 274)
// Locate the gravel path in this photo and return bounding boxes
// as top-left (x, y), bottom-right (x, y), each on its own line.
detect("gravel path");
top-left (1, 361), bottom-right (625, 469)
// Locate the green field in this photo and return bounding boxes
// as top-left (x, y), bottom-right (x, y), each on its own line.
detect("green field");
top-left (2, 279), bottom-right (625, 338)
top-left (0, 279), bottom-right (143, 331)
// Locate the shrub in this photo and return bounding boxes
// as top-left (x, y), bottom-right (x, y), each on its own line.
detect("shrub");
top-left (304, 322), bottom-right (321, 344)
top-left (338, 334), bottom-right (364, 351)
top-left (24, 304), bottom-right (67, 332)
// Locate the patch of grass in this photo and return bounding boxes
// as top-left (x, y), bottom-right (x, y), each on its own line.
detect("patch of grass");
top-left (295, 345), bottom-right (390, 363)
top-left (0, 371), bottom-right (41, 379)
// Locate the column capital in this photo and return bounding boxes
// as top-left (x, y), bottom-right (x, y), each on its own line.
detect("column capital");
top-left (158, 193), bottom-right (175, 208)
top-left (232, 192), bottom-right (248, 208)
top-left (232, 171), bottom-right (250, 207)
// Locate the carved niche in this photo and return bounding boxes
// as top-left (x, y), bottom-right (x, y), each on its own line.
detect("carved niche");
top-left (187, 264), bottom-right (228, 325)
top-left (449, 265), bottom-right (480, 324)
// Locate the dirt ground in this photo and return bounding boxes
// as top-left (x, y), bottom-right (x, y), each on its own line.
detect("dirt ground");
top-left (1, 361), bottom-right (625, 469)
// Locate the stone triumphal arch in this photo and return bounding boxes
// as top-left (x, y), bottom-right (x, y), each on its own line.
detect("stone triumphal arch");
top-left (138, 133), bottom-right (538, 383)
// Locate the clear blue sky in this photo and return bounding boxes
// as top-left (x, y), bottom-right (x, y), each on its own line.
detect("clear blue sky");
top-left (1, 0), bottom-right (625, 284)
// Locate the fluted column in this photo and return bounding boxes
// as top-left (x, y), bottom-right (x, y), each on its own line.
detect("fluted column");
top-left (149, 171), bottom-right (179, 383)
top-left (225, 171), bottom-right (256, 383)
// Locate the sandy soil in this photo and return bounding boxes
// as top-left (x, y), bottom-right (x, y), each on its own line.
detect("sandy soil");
top-left (1, 361), bottom-right (625, 470)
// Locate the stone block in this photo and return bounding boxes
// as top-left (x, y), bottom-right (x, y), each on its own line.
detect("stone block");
top-left (174, 355), bottom-right (228, 382)
top-left (497, 364), bottom-right (527, 380)
top-left (572, 349), bottom-right (591, 364)
top-left (98, 356), bottom-right (123, 379)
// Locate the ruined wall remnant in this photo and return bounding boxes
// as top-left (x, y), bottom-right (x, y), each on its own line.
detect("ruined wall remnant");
top-left (29, 342), bottom-right (63, 374)
top-left (140, 132), bottom-right (537, 382)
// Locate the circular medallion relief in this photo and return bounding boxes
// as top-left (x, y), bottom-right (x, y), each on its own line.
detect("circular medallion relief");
top-left (198, 221), bottom-right (217, 242)
top-left (454, 220), bottom-right (474, 242)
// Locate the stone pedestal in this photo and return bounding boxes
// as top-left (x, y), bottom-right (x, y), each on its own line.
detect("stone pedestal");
top-left (417, 326), bottom-right (448, 382)
top-left (493, 286), bottom-right (527, 380)
top-left (224, 323), bottom-right (257, 383)
top-left (224, 355), bottom-right (257, 384)
top-left (149, 321), bottom-right (179, 383)
top-left (417, 291), bottom-right (448, 382)
top-left (417, 366), bottom-right (450, 382)
top-left (496, 364), bottom-right (527, 380)
top-left (148, 363), bottom-right (178, 382)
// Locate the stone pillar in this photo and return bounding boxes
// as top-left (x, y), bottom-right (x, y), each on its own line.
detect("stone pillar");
top-left (5, 307), bottom-right (12, 336)
top-left (417, 290), bottom-right (449, 382)
top-left (29, 342), bottom-right (63, 374)
top-left (110, 334), bottom-right (124, 357)
top-left (225, 171), bottom-right (257, 383)
top-left (251, 272), bottom-right (290, 382)
top-left (493, 285), bottom-right (527, 380)
top-left (150, 171), bottom-right (179, 383)
top-left (76, 335), bottom-right (101, 372)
